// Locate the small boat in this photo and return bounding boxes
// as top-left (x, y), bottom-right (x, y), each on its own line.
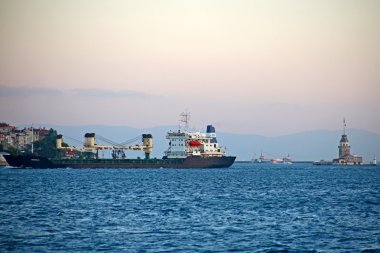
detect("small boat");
top-left (252, 152), bottom-right (271, 163)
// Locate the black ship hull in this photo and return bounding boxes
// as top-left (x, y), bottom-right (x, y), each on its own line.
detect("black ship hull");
top-left (3, 155), bottom-right (236, 169)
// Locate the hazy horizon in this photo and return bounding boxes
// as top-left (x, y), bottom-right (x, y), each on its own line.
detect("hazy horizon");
top-left (1, 0), bottom-right (379, 136)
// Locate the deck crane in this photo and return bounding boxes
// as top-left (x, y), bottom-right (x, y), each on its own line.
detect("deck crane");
top-left (56, 133), bottom-right (153, 159)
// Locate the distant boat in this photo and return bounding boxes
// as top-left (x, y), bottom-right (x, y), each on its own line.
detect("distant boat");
top-left (252, 152), bottom-right (271, 163)
top-left (271, 154), bottom-right (292, 164)
top-left (252, 152), bottom-right (292, 164)
top-left (370, 155), bottom-right (377, 166)
top-left (313, 160), bottom-right (333, 166)
top-left (271, 158), bottom-right (283, 164)
top-left (282, 154), bottom-right (292, 164)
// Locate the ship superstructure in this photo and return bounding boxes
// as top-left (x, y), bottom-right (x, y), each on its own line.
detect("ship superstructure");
top-left (165, 125), bottom-right (226, 159)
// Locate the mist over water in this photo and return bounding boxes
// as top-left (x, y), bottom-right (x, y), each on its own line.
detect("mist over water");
top-left (1, 163), bottom-right (379, 252)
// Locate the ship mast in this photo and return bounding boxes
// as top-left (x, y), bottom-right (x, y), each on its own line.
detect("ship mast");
top-left (180, 110), bottom-right (190, 130)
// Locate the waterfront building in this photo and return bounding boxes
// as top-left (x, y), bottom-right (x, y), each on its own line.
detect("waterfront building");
top-left (25, 128), bottom-right (39, 144)
top-left (0, 123), bottom-right (15, 135)
top-left (0, 123), bottom-right (50, 152)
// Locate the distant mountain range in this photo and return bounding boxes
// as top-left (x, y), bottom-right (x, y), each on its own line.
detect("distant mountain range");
top-left (37, 124), bottom-right (380, 162)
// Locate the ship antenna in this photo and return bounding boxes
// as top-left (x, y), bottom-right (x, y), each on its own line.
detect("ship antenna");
top-left (180, 110), bottom-right (190, 129)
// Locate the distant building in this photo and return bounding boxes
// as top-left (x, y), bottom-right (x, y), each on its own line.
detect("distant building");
top-left (15, 133), bottom-right (28, 148)
top-left (0, 134), bottom-right (13, 146)
top-left (0, 123), bottom-right (15, 135)
top-left (0, 123), bottom-right (50, 152)
top-left (332, 119), bottom-right (363, 165)
top-left (25, 128), bottom-right (40, 144)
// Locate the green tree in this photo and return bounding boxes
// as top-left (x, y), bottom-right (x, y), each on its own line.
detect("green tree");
top-left (33, 129), bottom-right (62, 158)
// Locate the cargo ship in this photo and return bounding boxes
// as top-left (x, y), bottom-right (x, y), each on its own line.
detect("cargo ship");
top-left (3, 114), bottom-right (236, 169)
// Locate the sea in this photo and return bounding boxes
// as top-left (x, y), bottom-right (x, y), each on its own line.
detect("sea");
top-left (0, 163), bottom-right (379, 252)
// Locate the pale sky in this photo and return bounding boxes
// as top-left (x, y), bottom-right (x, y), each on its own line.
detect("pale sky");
top-left (0, 0), bottom-right (379, 136)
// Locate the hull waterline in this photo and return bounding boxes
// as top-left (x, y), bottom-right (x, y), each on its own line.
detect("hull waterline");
top-left (3, 155), bottom-right (236, 169)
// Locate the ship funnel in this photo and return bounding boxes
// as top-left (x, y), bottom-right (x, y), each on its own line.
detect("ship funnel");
top-left (84, 133), bottom-right (95, 148)
top-left (206, 125), bottom-right (215, 133)
top-left (142, 134), bottom-right (153, 159)
top-left (56, 134), bottom-right (63, 149)
top-left (206, 125), bottom-right (217, 142)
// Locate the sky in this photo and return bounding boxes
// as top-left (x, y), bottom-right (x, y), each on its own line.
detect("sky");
top-left (0, 0), bottom-right (379, 136)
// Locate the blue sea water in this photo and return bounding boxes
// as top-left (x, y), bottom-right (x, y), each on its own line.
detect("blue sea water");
top-left (0, 163), bottom-right (379, 252)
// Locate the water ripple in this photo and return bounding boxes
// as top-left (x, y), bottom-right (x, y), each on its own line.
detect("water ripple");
top-left (0, 164), bottom-right (379, 252)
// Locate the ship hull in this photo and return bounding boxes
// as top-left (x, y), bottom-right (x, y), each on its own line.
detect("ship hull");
top-left (3, 155), bottom-right (236, 169)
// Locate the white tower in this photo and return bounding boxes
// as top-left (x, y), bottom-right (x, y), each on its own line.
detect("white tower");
top-left (338, 118), bottom-right (350, 158)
